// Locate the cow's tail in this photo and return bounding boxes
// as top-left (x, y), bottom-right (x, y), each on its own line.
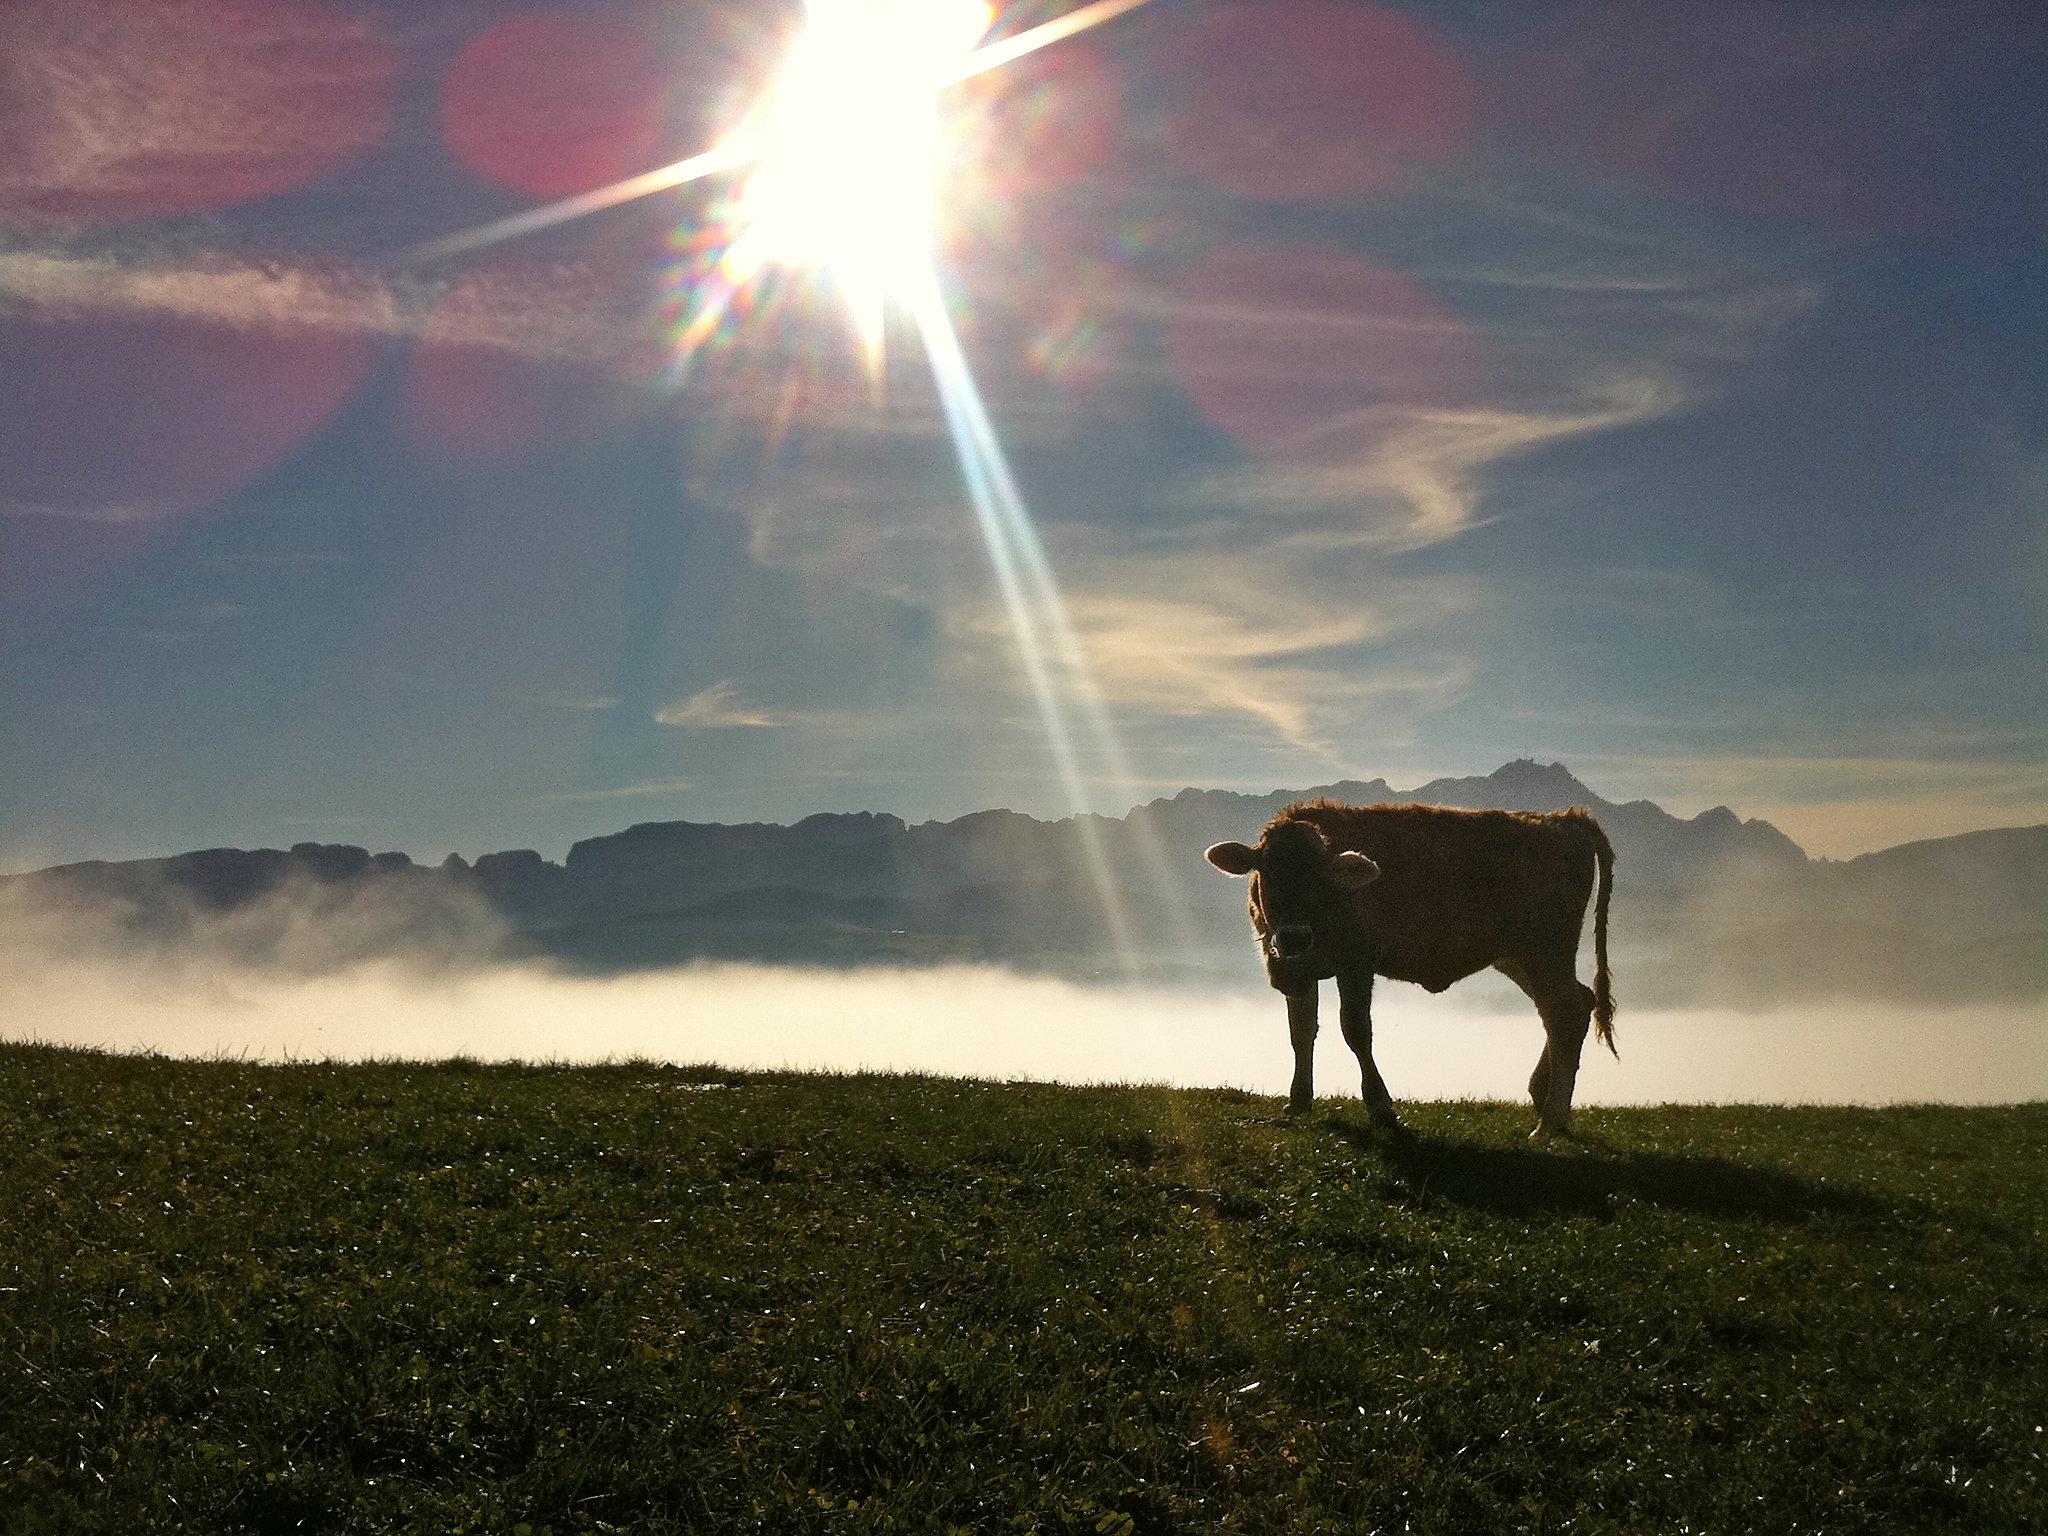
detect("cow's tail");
top-left (1588, 816), bottom-right (1618, 1058)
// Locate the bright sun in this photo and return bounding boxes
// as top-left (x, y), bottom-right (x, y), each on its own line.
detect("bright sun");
top-left (723, 0), bottom-right (994, 363)
top-left (417, 0), bottom-right (1153, 370)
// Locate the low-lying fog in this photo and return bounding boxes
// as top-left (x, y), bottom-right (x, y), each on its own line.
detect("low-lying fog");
top-left (5, 952), bottom-right (2042, 1107)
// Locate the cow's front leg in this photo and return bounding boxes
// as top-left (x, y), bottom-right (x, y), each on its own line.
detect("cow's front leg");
top-left (1284, 989), bottom-right (1318, 1115)
top-left (1337, 970), bottom-right (1401, 1129)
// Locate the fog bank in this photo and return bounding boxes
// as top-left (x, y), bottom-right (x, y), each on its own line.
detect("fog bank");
top-left (4, 953), bottom-right (2042, 1107)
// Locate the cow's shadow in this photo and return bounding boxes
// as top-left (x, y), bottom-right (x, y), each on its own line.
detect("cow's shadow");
top-left (1322, 1114), bottom-right (1902, 1227)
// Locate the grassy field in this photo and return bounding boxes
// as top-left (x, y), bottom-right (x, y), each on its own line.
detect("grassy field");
top-left (4, 1043), bottom-right (2044, 1534)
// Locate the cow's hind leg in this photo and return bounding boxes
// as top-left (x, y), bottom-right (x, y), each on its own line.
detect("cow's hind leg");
top-left (1284, 988), bottom-right (1319, 1116)
top-left (1497, 958), bottom-right (1595, 1138)
top-left (1337, 969), bottom-right (1401, 1130)
top-left (1536, 982), bottom-right (1595, 1138)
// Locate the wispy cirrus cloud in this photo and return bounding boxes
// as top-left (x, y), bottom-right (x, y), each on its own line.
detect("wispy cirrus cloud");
top-left (388, 673), bottom-right (621, 716)
top-left (1059, 592), bottom-right (1476, 756)
top-left (655, 681), bottom-right (791, 730)
top-left (533, 778), bottom-right (695, 804)
top-left (1, 0), bottom-right (397, 223)
top-left (0, 246), bottom-right (580, 358)
top-left (523, 692), bottom-right (621, 714)
top-left (0, 499), bottom-right (158, 525)
top-left (1138, 184), bottom-right (1820, 554)
top-left (1186, 369), bottom-right (1686, 552)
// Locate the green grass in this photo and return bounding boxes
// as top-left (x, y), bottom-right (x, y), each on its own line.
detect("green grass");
top-left (4, 1043), bottom-right (2044, 1534)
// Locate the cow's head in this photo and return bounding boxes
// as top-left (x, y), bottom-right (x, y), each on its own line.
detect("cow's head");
top-left (1205, 819), bottom-right (1380, 966)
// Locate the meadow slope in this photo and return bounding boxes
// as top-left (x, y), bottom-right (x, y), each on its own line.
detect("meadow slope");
top-left (3, 1044), bottom-right (2044, 1533)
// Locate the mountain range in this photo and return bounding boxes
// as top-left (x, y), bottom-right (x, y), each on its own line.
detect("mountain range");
top-left (10, 761), bottom-right (2044, 1006)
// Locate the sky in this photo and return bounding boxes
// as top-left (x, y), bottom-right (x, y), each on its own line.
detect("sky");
top-left (2, 0), bottom-right (2043, 871)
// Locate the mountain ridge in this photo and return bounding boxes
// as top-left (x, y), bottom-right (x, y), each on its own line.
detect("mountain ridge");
top-left (9, 760), bottom-right (2043, 1004)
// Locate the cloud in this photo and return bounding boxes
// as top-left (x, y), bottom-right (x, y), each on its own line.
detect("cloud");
top-left (536, 779), bottom-right (696, 804)
top-left (0, 0), bottom-right (397, 222)
top-left (746, 471), bottom-right (977, 610)
top-left (0, 244), bottom-right (653, 387)
top-left (387, 673), bottom-right (622, 716)
top-left (1118, 173), bottom-right (1825, 557)
top-left (655, 681), bottom-right (792, 730)
top-left (0, 247), bottom-right (396, 336)
top-left (0, 239), bottom-right (711, 385)
top-left (1035, 587), bottom-right (1472, 756)
top-left (520, 691), bottom-right (620, 714)
top-left (0, 243), bottom-right (998, 464)
top-left (1063, 599), bottom-right (1373, 754)
top-left (0, 499), bottom-right (158, 525)
top-left (201, 550), bottom-right (354, 568)
top-left (1190, 370), bottom-right (1687, 552)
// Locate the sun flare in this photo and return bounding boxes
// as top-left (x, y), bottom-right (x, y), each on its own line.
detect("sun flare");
top-left (719, 0), bottom-right (992, 364)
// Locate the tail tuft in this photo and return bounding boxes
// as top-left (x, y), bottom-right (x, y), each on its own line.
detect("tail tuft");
top-left (1590, 819), bottom-right (1618, 1057)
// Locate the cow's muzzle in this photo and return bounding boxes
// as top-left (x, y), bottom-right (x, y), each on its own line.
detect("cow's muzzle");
top-left (1269, 925), bottom-right (1314, 960)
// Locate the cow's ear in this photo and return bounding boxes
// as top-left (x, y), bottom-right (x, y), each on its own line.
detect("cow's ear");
top-left (1204, 841), bottom-right (1260, 877)
top-left (1330, 850), bottom-right (1381, 888)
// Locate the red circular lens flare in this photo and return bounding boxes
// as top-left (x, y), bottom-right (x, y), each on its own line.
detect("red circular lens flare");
top-left (0, 311), bottom-right (372, 601)
top-left (440, 12), bottom-right (675, 199)
top-left (0, 314), bottom-right (372, 516)
top-left (1158, 0), bottom-right (1472, 203)
top-left (1162, 240), bottom-right (1482, 453)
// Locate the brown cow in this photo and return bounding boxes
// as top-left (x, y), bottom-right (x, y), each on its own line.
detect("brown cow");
top-left (1205, 801), bottom-right (1616, 1137)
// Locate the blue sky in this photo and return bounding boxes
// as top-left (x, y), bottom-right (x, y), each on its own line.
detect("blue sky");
top-left (2, 0), bottom-right (2042, 868)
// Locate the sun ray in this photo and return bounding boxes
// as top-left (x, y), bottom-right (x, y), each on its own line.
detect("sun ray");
top-left (902, 264), bottom-right (1133, 952)
top-left (941, 0), bottom-right (1154, 84)
top-left (906, 267), bottom-right (1199, 964)
top-left (407, 141), bottom-right (755, 264)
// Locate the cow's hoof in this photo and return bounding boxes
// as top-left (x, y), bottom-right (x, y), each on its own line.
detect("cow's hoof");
top-left (1368, 1109), bottom-right (1407, 1137)
top-left (1284, 1099), bottom-right (1315, 1119)
top-left (1530, 1122), bottom-right (1573, 1142)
